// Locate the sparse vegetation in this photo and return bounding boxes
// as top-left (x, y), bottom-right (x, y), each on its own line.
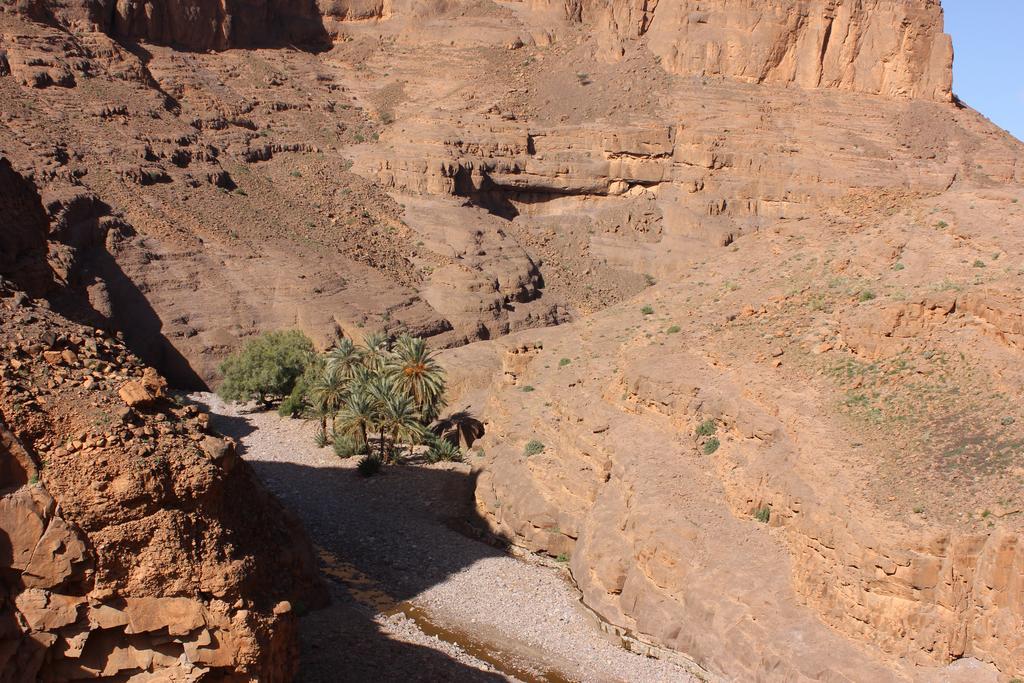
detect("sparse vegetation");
top-left (641, 305), bottom-right (654, 315)
top-left (973, 259), bottom-right (986, 268)
top-left (703, 437), bottom-right (720, 455)
top-left (332, 434), bottom-right (367, 459)
top-left (858, 290), bottom-right (876, 302)
top-left (753, 506), bottom-right (771, 524)
top-left (696, 419), bottom-right (716, 437)
top-left (559, 358), bottom-right (572, 367)
top-left (357, 454), bottom-right (382, 477)
top-left (666, 325), bottom-right (681, 334)
top-left (426, 437), bottom-right (463, 463)
top-left (524, 439), bottom-right (545, 456)
top-left (555, 553), bottom-right (569, 563)
top-left (521, 385), bottom-right (535, 392)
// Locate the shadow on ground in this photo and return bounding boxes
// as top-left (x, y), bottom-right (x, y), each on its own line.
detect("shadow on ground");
top-left (204, 406), bottom-right (515, 682)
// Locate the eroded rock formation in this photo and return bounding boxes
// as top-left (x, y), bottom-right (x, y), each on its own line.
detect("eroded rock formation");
top-left (552, 0), bottom-right (953, 100)
top-left (0, 265), bottom-right (324, 679)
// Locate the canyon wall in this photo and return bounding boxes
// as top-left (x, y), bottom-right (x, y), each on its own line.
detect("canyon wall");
top-left (550, 0), bottom-right (953, 100)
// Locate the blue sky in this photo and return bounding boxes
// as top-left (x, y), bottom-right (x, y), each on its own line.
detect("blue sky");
top-left (943, 1), bottom-right (1024, 141)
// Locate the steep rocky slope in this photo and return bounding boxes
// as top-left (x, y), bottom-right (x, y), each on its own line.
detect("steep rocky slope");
top-left (1, 163), bottom-right (324, 681)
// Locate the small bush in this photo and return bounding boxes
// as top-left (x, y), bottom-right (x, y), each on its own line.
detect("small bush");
top-left (753, 506), bottom-right (771, 523)
top-left (935, 220), bottom-right (948, 229)
top-left (696, 419), bottom-right (716, 437)
top-left (278, 392), bottom-right (304, 418)
top-left (703, 437), bottom-right (720, 455)
top-left (357, 454), bottom-right (382, 477)
top-left (555, 553), bottom-right (569, 563)
top-left (858, 290), bottom-right (876, 302)
top-left (218, 330), bottom-right (314, 405)
top-left (524, 439), bottom-right (545, 456)
top-left (426, 438), bottom-right (463, 463)
top-left (641, 305), bottom-right (654, 315)
top-left (559, 358), bottom-right (572, 367)
top-left (333, 434), bottom-right (366, 459)
top-left (973, 259), bottom-right (986, 268)
top-left (314, 427), bottom-right (329, 448)
top-left (666, 325), bottom-right (681, 334)
top-left (521, 385), bottom-right (535, 393)
top-left (892, 262), bottom-right (905, 271)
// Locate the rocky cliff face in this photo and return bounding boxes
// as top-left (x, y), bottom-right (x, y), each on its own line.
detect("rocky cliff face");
top-left (0, 178), bottom-right (325, 679)
top-left (110, 0), bottom-right (330, 50)
top-left (551, 0), bottom-right (953, 100)
top-left (0, 303), bottom-right (325, 681)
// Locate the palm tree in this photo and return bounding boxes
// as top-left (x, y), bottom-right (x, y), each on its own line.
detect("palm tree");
top-left (362, 331), bottom-right (392, 374)
top-left (334, 387), bottom-right (377, 451)
top-left (309, 364), bottom-right (348, 436)
top-left (325, 337), bottom-right (363, 379)
top-left (387, 334), bottom-right (447, 423)
top-left (378, 393), bottom-right (426, 463)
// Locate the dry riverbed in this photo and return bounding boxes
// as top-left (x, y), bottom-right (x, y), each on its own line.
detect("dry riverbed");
top-left (193, 393), bottom-right (698, 682)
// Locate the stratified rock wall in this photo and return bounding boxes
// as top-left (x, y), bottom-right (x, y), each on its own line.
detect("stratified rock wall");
top-left (550, 0), bottom-right (953, 100)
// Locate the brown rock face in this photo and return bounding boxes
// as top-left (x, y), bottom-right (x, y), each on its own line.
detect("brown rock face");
top-left (555, 0), bottom-right (953, 100)
top-left (110, 0), bottom-right (330, 50)
top-left (0, 301), bottom-right (325, 681)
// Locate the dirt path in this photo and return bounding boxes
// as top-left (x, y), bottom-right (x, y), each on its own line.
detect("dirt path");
top-left (192, 393), bottom-right (698, 683)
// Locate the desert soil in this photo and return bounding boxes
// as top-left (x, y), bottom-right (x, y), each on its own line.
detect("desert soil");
top-left (192, 393), bottom-right (698, 683)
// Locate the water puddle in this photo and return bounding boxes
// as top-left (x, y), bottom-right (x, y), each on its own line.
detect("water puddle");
top-left (317, 548), bottom-right (574, 683)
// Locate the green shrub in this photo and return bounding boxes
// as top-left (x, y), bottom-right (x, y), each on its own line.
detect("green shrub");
top-left (858, 290), bottom-right (876, 302)
top-left (892, 262), bottom-right (905, 271)
top-left (973, 259), bottom-right (986, 268)
top-left (754, 506), bottom-right (771, 523)
top-left (555, 553), bottom-right (569, 563)
top-left (521, 385), bottom-right (535, 392)
top-left (426, 438), bottom-right (463, 463)
top-left (696, 419), bottom-right (716, 437)
top-left (333, 434), bottom-right (366, 459)
top-left (218, 330), bottom-right (314, 405)
top-left (559, 358), bottom-right (572, 367)
top-left (357, 454), bottom-right (382, 477)
top-left (641, 305), bottom-right (654, 315)
top-left (524, 439), bottom-right (545, 456)
top-left (278, 392), bottom-right (304, 418)
top-left (314, 427), bottom-right (329, 448)
top-left (703, 437), bottom-right (720, 455)
top-left (666, 325), bottom-right (681, 334)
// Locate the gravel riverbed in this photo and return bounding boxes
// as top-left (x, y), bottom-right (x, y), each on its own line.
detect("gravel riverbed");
top-left (193, 393), bottom-right (696, 683)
